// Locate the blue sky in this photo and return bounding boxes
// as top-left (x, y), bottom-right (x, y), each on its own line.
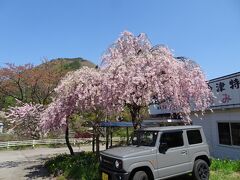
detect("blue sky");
top-left (0, 0), bottom-right (239, 80)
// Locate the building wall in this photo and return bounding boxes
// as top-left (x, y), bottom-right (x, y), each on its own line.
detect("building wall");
top-left (192, 108), bottom-right (240, 160)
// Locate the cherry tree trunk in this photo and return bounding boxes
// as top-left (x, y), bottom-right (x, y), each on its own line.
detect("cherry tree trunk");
top-left (92, 132), bottom-right (95, 152)
top-left (96, 133), bottom-right (100, 157)
top-left (65, 118), bottom-right (74, 156)
top-left (129, 105), bottom-right (141, 129)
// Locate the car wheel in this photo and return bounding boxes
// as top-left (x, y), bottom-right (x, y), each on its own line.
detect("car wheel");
top-left (192, 159), bottom-right (210, 180)
top-left (133, 171), bottom-right (148, 180)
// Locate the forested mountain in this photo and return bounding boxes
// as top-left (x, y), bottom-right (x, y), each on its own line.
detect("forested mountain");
top-left (0, 57), bottom-right (96, 109)
top-left (48, 57), bottom-right (96, 70)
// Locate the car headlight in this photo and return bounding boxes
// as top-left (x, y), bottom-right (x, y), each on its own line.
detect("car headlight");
top-left (115, 160), bottom-right (122, 169)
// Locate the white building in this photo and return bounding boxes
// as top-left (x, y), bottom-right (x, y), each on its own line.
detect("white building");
top-left (192, 72), bottom-right (240, 160)
top-left (149, 72), bottom-right (240, 160)
top-left (0, 122), bottom-right (3, 134)
top-left (0, 111), bottom-right (5, 134)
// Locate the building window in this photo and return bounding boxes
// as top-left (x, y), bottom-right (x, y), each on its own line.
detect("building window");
top-left (218, 122), bottom-right (240, 146)
top-left (231, 123), bottom-right (240, 146)
top-left (187, 130), bottom-right (202, 145)
top-left (218, 123), bottom-right (231, 145)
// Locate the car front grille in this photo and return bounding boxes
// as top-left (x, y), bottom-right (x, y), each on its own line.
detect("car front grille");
top-left (101, 155), bottom-right (115, 169)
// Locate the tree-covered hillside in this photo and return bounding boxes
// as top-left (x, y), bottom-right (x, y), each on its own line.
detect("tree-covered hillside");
top-left (48, 57), bottom-right (96, 70)
top-left (0, 57), bottom-right (95, 109)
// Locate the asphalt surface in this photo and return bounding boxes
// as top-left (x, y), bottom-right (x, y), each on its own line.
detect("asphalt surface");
top-left (0, 146), bottom-right (102, 180)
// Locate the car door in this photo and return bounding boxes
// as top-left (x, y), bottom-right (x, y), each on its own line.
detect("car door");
top-left (156, 131), bottom-right (191, 179)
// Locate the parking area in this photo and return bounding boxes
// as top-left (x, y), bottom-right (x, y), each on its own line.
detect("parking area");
top-left (0, 146), bottom-right (94, 180)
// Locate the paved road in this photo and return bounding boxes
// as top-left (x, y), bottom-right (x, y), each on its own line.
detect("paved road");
top-left (0, 146), bottom-right (104, 180)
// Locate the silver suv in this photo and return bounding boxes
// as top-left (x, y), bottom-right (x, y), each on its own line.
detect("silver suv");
top-left (100, 125), bottom-right (211, 180)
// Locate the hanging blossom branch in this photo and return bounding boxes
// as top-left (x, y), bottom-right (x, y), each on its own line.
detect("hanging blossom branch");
top-left (101, 31), bottom-right (213, 125)
top-left (40, 67), bottom-right (123, 155)
top-left (6, 100), bottom-right (44, 139)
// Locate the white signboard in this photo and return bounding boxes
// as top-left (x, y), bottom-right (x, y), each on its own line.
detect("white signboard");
top-left (208, 72), bottom-right (240, 109)
top-left (149, 104), bottom-right (172, 115)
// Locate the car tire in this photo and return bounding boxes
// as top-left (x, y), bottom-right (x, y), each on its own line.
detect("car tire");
top-left (132, 171), bottom-right (148, 180)
top-left (192, 159), bottom-right (210, 180)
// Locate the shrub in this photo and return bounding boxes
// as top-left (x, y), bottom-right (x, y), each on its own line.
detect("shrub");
top-left (45, 152), bottom-right (100, 180)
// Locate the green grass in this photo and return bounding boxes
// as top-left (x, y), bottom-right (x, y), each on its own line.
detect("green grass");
top-left (210, 159), bottom-right (240, 180)
top-left (210, 171), bottom-right (240, 180)
top-left (211, 159), bottom-right (240, 173)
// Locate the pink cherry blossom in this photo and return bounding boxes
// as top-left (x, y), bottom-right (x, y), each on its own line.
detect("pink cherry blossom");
top-left (6, 101), bottom-right (44, 139)
top-left (101, 31), bottom-right (212, 125)
top-left (40, 67), bottom-right (122, 132)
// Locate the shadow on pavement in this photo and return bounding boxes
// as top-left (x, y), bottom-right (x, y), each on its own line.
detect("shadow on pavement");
top-left (24, 164), bottom-right (51, 179)
top-left (0, 156), bottom-right (50, 169)
top-left (24, 156), bottom-right (52, 179)
top-left (0, 161), bottom-right (30, 168)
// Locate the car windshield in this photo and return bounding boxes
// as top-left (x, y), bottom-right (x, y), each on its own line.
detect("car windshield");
top-left (131, 131), bottom-right (158, 147)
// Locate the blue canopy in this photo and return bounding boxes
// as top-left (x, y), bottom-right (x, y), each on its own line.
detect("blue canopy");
top-left (99, 121), bottom-right (133, 127)
top-left (99, 119), bottom-right (182, 128)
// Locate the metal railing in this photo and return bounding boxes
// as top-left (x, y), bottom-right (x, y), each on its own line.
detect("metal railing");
top-left (0, 138), bottom-right (91, 149)
top-left (0, 137), bottom-right (121, 149)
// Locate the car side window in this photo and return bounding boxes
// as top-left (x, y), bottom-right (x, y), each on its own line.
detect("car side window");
top-left (187, 130), bottom-right (202, 145)
top-left (160, 131), bottom-right (184, 148)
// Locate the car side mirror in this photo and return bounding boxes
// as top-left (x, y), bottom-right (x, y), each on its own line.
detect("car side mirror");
top-left (159, 143), bottom-right (168, 154)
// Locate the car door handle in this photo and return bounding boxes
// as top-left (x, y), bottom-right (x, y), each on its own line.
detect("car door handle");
top-left (181, 150), bottom-right (187, 155)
